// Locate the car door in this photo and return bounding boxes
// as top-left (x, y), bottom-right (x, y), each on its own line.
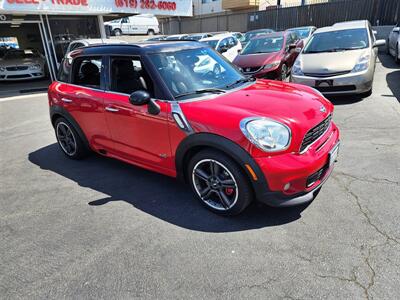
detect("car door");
top-left (121, 17), bottom-right (130, 34)
top-left (227, 37), bottom-right (242, 61)
top-left (103, 55), bottom-right (172, 171)
top-left (56, 56), bottom-right (113, 152)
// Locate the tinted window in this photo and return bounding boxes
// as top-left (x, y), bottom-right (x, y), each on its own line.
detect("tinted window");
top-left (58, 58), bottom-right (72, 82)
top-left (110, 57), bottom-right (154, 96)
top-left (241, 36), bottom-right (284, 55)
top-left (72, 57), bottom-right (102, 89)
top-left (304, 28), bottom-right (369, 53)
top-left (288, 28), bottom-right (312, 39)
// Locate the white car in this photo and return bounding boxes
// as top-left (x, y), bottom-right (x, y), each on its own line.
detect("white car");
top-left (105, 15), bottom-right (159, 36)
top-left (387, 23), bottom-right (399, 63)
top-left (200, 33), bottom-right (242, 62)
top-left (65, 39), bottom-right (127, 56)
top-left (0, 49), bottom-right (46, 81)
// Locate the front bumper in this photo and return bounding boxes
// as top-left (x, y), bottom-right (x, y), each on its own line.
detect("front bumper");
top-left (254, 123), bottom-right (340, 207)
top-left (291, 69), bottom-right (373, 95)
top-left (0, 69), bottom-right (45, 81)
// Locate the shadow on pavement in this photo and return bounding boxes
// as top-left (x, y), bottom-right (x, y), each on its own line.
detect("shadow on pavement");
top-left (29, 144), bottom-right (309, 233)
top-left (378, 54), bottom-right (400, 103)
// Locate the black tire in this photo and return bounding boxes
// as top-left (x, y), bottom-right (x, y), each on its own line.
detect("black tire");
top-left (113, 29), bottom-right (122, 36)
top-left (54, 117), bottom-right (89, 160)
top-left (147, 29), bottom-right (155, 36)
top-left (187, 150), bottom-right (253, 216)
top-left (395, 44), bottom-right (400, 64)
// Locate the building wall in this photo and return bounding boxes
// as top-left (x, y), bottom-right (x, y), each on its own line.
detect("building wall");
top-left (193, 0), bottom-right (224, 15)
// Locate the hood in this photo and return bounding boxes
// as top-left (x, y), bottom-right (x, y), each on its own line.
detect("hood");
top-left (0, 57), bottom-right (43, 67)
top-left (180, 80), bottom-right (333, 155)
top-left (300, 49), bottom-right (368, 73)
top-left (233, 51), bottom-right (282, 68)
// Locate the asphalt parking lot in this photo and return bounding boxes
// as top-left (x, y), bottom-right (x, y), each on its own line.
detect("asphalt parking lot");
top-left (0, 53), bottom-right (399, 299)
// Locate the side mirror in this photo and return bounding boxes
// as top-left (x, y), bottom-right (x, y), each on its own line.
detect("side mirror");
top-left (129, 90), bottom-right (160, 115)
top-left (373, 39), bottom-right (386, 47)
top-left (393, 27), bottom-right (400, 33)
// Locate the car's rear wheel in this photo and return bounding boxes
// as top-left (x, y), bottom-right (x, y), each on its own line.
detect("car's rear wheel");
top-left (54, 118), bottom-right (89, 160)
top-left (188, 150), bottom-right (253, 215)
top-left (147, 29), bottom-right (155, 36)
top-left (113, 29), bottom-right (122, 36)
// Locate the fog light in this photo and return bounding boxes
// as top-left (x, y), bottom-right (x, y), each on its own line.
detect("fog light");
top-left (284, 183), bottom-right (291, 191)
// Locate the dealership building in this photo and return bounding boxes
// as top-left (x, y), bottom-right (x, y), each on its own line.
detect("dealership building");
top-left (0, 0), bottom-right (192, 84)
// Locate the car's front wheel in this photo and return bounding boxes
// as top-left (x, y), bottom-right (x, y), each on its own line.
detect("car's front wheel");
top-left (113, 29), bottom-right (122, 36)
top-left (54, 117), bottom-right (89, 160)
top-left (188, 150), bottom-right (253, 215)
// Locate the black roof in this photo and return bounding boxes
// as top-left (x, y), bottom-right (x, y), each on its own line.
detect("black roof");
top-left (80, 41), bottom-right (206, 56)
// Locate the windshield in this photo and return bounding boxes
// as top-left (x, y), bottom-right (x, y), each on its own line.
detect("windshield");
top-left (148, 47), bottom-right (246, 99)
top-left (203, 40), bottom-right (219, 49)
top-left (241, 36), bottom-right (284, 55)
top-left (288, 28), bottom-right (312, 39)
top-left (304, 28), bottom-right (369, 53)
top-left (3, 50), bottom-right (40, 60)
top-left (244, 29), bottom-right (274, 43)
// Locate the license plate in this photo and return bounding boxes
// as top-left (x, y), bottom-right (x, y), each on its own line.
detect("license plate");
top-left (315, 80), bottom-right (334, 87)
top-left (329, 142), bottom-right (340, 167)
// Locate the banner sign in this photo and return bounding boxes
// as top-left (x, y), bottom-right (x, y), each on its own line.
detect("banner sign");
top-left (0, 0), bottom-right (192, 16)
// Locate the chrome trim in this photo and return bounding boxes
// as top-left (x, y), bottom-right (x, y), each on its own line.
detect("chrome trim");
top-left (105, 107), bottom-right (119, 112)
top-left (171, 102), bottom-right (193, 134)
top-left (239, 117), bottom-right (292, 153)
top-left (299, 117), bottom-right (332, 154)
top-left (61, 98), bottom-right (73, 103)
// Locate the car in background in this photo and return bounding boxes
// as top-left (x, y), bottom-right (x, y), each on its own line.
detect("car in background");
top-left (0, 49), bottom-right (46, 81)
top-left (145, 36), bottom-right (167, 41)
top-left (387, 23), bottom-right (399, 63)
top-left (231, 32), bottom-right (246, 45)
top-left (287, 26), bottom-right (317, 45)
top-left (183, 33), bottom-right (213, 41)
top-left (233, 31), bottom-right (303, 81)
top-left (243, 28), bottom-right (275, 46)
top-left (165, 34), bottom-right (189, 41)
top-left (105, 15), bottom-right (159, 36)
top-left (65, 39), bottom-right (127, 56)
top-left (49, 42), bottom-right (339, 215)
top-left (200, 33), bottom-right (242, 62)
top-left (0, 46), bottom-right (7, 58)
top-left (291, 20), bottom-right (385, 96)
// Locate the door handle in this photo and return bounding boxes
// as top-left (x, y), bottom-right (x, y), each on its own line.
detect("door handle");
top-left (105, 106), bottom-right (119, 112)
top-left (61, 98), bottom-right (73, 103)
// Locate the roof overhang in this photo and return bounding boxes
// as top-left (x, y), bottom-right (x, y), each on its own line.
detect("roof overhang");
top-left (0, 0), bottom-right (192, 17)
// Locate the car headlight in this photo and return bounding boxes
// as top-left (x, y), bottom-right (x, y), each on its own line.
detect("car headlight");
top-left (0, 67), bottom-right (5, 72)
top-left (262, 61), bottom-right (280, 70)
top-left (352, 54), bottom-right (370, 73)
top-left (292, 58), bottom-right (303, 76)
top-left (240, 117), bottom-right (291, 152)
top-left (29, 64), bottom-right (41, 70)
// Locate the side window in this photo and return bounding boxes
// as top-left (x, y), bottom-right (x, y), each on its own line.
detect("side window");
top-left (58, 58), bottom-right (72, 83)
top-left (218, 38), bottom-right (228, 50)
top-left (122, 17), bottom-right (129, 24)
top-left (72, 57), bottom-right (102, 89)
top-left (110, 56), bottom-right (154, 96)
top-left (228, 37), bottom-right (237, 47)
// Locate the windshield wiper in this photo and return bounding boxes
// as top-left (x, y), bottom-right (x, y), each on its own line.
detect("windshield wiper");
top-left (225, 76), bottom-right (256, 89)
top-left (175, 88), bottom-right (226, 99)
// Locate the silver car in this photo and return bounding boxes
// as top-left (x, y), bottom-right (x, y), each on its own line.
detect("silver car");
top-left (291, 20), bottom-right (385, 96)
top-left (0, 49), bottom-right (47, 81)
top-left (387, 23), bottom-right (399, 63)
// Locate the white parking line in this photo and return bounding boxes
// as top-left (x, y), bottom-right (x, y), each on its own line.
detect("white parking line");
top-left (0, 93), bottom-right (47, 102)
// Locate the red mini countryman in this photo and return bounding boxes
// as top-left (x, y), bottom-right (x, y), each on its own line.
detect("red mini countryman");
top-left (48, 42), bottom-right (340, 215)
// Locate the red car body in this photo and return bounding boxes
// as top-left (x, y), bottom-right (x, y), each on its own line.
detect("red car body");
top-left (233, 31), bottom-right (304, 80)
top-left (48, 42), bottom-right (339, 214)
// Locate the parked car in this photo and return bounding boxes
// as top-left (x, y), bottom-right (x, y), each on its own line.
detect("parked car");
top-left (65, 39), bottom-right (127, 56)
top-left (287, 26), bottom-right (317, 45)
top-left (0, 49), bottom-right (47, 81)
top-left (183, 33), bottom-right (213, 41)
top-left (145, 36), bottom-right (167, 41)
top-left (0, 46), bottom-right (7, 58)
top-left (50, 42), bottom-right (340, 215)
top-left (105, 15), bottom-right (160, 36)
top-left (231, 32), bottom-right (246, 45)
top-left (200, 33), bottom-right (242, 62)
top-left (243, 28), bottom-right (275, 46)
top-left (387, 23), bottom-right (399, 63)
top-left (291, 20), bottom-right (385, 96)
top-left (165, 34), bottom-right (189, 41)
top-left (233, 31), bottom-right (303, 81)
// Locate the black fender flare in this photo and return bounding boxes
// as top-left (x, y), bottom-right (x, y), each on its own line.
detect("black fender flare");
top-left (175, 133), bottom-right (271, 199)
top-left (50, 105), bottom-right (90, 149)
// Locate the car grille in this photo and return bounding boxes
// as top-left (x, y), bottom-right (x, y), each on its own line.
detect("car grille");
top-left (306, 165), bottom-right (327, 187)
top-left (6, 66), bottom-right (29, 71)
top-left (304, 71), bottom-right (351, 77)
top-left (243, 66), bottom-right (262, 73)
top-left (315, 85), bottom-right (356, 93)
top-left (300, 114), bottom-right (332, 153)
